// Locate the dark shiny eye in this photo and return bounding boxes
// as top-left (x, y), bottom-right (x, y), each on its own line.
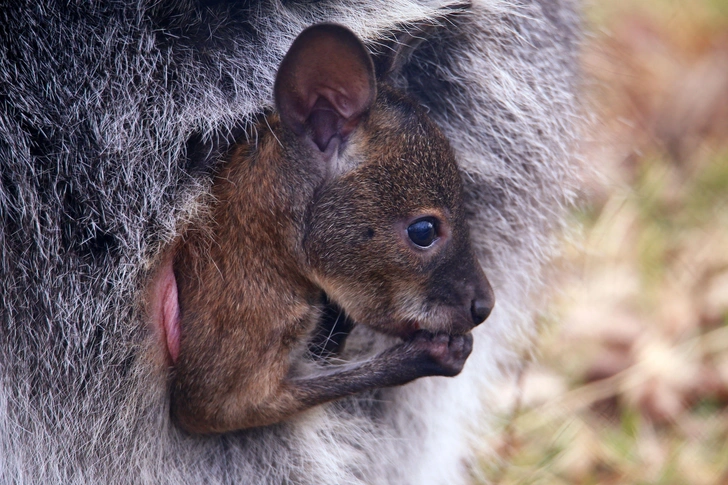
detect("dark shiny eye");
top-left (407, 218), bottom-right (437, 248)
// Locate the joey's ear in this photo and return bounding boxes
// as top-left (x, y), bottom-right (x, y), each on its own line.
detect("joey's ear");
top-left (274, 24), bottom-right (376, 153)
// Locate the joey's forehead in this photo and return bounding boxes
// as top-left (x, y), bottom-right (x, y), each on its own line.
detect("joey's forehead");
top-left (369, 138), bottom-right (460, 191)
top-left (362, 149), bottom-right (462, 199)
top-left (347, 165), bottom-right (461, 222)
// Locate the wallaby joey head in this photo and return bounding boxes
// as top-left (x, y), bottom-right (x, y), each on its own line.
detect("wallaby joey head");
top-left (169, 23), bottom-right (494, 434)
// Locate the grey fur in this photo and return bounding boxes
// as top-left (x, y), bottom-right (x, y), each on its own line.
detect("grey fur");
top-left (0, 0), bottom-right (580, 484)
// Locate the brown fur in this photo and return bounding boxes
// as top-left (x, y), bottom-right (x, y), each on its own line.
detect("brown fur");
top-left (170, 24), bottom-right (494, 434)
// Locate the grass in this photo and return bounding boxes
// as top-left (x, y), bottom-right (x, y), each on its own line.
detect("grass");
top-left (474, 1), bottom-right (728, 483)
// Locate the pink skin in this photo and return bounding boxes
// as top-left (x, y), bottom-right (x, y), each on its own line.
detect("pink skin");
top-left (151, 258), bottom-right (181, 363)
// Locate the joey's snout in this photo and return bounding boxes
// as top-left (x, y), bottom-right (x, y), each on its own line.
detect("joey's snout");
top-left (433, 255), bottom-right (495, 335)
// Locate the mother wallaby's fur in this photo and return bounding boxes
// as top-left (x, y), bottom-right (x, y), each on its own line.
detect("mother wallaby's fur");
top-left (0, 1), bottom-right (581, 484)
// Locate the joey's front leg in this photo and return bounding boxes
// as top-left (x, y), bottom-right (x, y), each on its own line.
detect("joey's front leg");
top-left (291, 331), bottom-right (474, 409)
top-left (197, 332), bottom-right (474, 431)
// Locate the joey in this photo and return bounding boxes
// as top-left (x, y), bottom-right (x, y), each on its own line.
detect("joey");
top-left (170, 23), bottom-right (494, 434)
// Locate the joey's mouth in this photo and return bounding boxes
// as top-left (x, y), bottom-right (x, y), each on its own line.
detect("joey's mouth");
top-left (150, 256), bottom-right (180, 364)
top-left (399, 320), bottom-right (422, 340)
top-left (400, 318), bottom-right (476, 339)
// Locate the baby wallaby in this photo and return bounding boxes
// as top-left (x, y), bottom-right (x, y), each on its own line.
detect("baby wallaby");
top-left (170, 24), bottom-right (494, 434)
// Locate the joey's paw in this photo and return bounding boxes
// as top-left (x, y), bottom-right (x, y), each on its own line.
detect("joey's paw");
top-left (407, 331), bottom-right (473, 377)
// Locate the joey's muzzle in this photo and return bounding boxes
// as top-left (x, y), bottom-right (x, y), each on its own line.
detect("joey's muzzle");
top-left (431, 252), bottom-right (495, 335)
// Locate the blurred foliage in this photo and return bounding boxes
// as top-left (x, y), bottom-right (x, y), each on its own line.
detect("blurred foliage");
top-left (474, 0), bottom-right (728, 484)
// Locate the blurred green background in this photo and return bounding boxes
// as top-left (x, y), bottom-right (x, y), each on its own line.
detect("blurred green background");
top-left (475, 1), bottom-right (728, 483)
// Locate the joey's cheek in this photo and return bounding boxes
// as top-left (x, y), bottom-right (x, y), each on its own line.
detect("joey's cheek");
top-left (149, 256), bottom-right (181, 364)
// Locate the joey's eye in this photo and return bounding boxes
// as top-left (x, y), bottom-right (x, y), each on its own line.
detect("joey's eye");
top-left (407, 218), bottom-right (437, 248)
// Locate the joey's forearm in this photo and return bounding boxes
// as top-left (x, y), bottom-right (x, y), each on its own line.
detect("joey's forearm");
top-left (291, 331), bottom-right (474, 408)
top-left (175, 332), bottom-right (474, 432)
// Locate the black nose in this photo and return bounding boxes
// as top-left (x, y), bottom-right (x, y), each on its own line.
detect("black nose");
top-left (470, 298), bottom-right (492, 325)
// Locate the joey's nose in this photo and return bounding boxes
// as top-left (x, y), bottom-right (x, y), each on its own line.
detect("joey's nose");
top-left (470, 298), bottom-right (492, 325)
top-left (468, 268), bottom-right (495, 326)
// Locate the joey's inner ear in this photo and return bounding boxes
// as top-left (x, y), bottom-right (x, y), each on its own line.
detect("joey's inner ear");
top-left (274, 24), bottom-right (376, 152)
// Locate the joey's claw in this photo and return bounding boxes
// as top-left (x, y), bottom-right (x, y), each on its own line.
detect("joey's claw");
top-left (405, 331), bottom-right (473, 377)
